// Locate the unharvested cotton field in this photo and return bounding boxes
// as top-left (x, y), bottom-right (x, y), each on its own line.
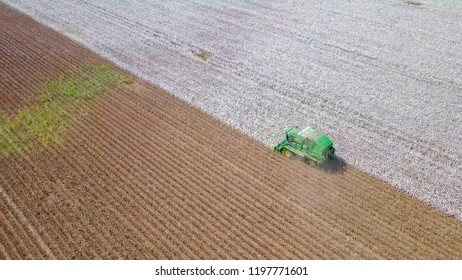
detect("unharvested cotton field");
top-left (4, 0), bottom-right (462, 219)
top-left (2, 6), bottom-right (462, 259)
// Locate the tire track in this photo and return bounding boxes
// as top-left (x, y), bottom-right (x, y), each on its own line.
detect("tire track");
top-left (0, 185), bottom-right (55, 259)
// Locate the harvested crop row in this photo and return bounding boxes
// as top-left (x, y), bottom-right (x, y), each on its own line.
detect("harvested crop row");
top-left (94, 89), bottom-right (378, 258)
top-left (1, 6), bottom-right (141, 259)
top-left (1, 5), bottom-right (462, 260)
top-left (89, 82), bottom-right (458, 258)
top-left (100, 86), bottom-right (458, 258)
top-left (5, 0), bottom-right (461, 220)
top-left (74, 93), bottom-right (335, 259)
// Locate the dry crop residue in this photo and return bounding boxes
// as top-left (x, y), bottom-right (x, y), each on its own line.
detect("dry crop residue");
top-left (1, 5), bottom-right (462, 260)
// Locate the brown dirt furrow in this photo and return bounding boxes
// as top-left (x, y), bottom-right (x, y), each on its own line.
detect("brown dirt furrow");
top-left (0, 246), bottom-right (11, 260)
top-left (138, 91), bottom-right (458, 258)
top-left (68, 115), bottom-right (210, 258)
top-left (0, 9), bottom-right (155, 258)
top-left (57, 143), bottom-right (207, 259)
top-left (1, 4), bottom-right (462, 260)
top-left (0, 204), bottom-right (31, 259)
top-left (102, 86), bottom-right (404, 258)
top-left (20, 109), bottom-right (145, 260)
top-left (0, 8), bottom-right (97, 66)
top-left (0, 111), bottom-right (173, 258)
top-left (0, 49), bottom-right (35, 112)
top-left (0, 181), bottom-right (55, 259)
top-left (7, 70), bottom-right (324, 260)
top-left (0, 28), bottom-right (62, 84)
top-left (124, 91), bottom-right (385, 239)
top-left (35, 108), bottom-right (204, 259)
top-left (87, 90), bottom-right (352, 258)
top-left (63, 99), bottom-right (263, 259)
top-left (6, 145), bottom-right (164, 259)
top-left (75, 86), bottom-right (408, 260)
top-left (25, 155), bottom-right (159, 259)
top-left (1, 160), bottom-right (89, 259)
top-left (0, 8), bottom-right (100, 111)
top-left (62, 98), bottom-right (268, 258)
top-left (2, 13), bottom-right (132, 258)
top-left (92, 84), bottom-right (460, 260)
top-left (62, 87), bottom-right (324, 258)
top-left (91, 80), bottom-right (462, 260)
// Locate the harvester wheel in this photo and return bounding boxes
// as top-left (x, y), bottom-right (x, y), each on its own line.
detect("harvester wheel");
top-left (284, 150), bottom-right (291, 157)
top-left (305, 158), bottom-right (316, 167)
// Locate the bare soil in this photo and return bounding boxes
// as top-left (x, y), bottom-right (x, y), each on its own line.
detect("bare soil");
top-left (1, 5), bottom-right (462, 259)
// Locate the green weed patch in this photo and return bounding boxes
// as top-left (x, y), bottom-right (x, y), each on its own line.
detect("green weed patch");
top-left (0, 64), bottom-right (131, 159)
top-left (40, 64), bottom-right (131, 102)
top-left (0, 112), bottom-right (30, 158)
top-left (18, 104), bottom-right (69, 146)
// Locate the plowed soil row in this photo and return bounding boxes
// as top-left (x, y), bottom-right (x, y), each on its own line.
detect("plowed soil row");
top-left (1, 5), bottom-right (462, 259)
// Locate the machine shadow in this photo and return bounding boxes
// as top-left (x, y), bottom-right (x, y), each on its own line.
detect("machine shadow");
top-left (318, 155), bottom-right (347, 174)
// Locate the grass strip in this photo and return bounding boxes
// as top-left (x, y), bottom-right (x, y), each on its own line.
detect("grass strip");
top-left (0, 64), bottom-right (131, 159)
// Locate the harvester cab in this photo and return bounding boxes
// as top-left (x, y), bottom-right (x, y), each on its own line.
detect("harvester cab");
top-left (274, 126), bottom-right (335, 165)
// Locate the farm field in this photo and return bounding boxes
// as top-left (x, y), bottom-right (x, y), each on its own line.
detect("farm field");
top-left (1, 5), bottom-right (462, 259)
top-left (4, 0), bottom-right (462, 220)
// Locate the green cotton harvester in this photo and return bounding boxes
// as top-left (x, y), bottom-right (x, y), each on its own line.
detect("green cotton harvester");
top-left (274, 126), bottom-right (335, 165)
